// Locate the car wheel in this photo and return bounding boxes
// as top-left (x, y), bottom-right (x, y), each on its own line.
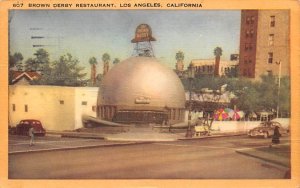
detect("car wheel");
top-left (263, 132), bottom-right (269, 139)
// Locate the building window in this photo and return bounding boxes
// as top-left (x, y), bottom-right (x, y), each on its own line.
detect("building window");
top-left (173, 109), bottom-right (176, 120)
top-left (268, 52), bottom-right (273, 64)
top-left (246, 16), bottom-right (254, 24)
top-left (250, 30), bottom-right (254, 37)
top-left (12, 104), bottom-right (16, 111)
top-left (246, 17), bottom-right (250, 24)
top-left (267, 70), bottom-right (273, 76)
top-left (59, 100), bottom-right (64, 105)
top-left (243, 69), bottom-right (247, 76)
top-left (248, 69), bottom-right (252, 77)
top-left (82, 101), bottom-right (87, 105)
top-left (270, 16), bottom-right (275, 27)
top-left (244, 56), bottom-right (249, 64)
top-left (251, 16), bottom-right (255, 24)
top-left (246, 30), bottom-right (250, 37)
top-left (268, 34), bottom-right (274, 46)
top-left (25, 105), bottom-right (28, 112)
top-left (246, 30), bottom-right (254, 38)
top-left (245, 43), bottom-right (253, 50)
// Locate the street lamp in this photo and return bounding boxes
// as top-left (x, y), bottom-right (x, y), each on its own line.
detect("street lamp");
top-left (186, 64), bottom-right (195, 138)
top-left (276, 60), bottom-right (282, 118)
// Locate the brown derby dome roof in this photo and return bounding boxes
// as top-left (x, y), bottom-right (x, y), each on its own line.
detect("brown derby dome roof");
top-left (98, 57), bottom-right (185, 109)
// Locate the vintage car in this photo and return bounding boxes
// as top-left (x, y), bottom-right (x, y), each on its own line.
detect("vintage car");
top-left (247, 121), bottom-right (289, 138)
top-left (14, 119), bottom-right (46, 136)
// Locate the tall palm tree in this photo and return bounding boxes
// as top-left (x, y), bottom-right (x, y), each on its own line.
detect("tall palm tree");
top-left (213, 47), bottom-right (223, 76)
top-left (175, 51), bottom-right (184, 71)
top-left (89, 57), bottom-right (97, 86)
top-left (102, 53), bottom-right (110, 76)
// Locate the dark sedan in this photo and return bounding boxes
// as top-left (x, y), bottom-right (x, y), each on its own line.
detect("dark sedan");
top-left (12, 119), bottom-right (46, 136)
top-left (247, 121), bottom-right (289, 139)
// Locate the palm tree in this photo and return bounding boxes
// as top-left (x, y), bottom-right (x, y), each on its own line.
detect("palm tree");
top-left (175, 51), bottom-right (184, 71)
top-left (102, 53), bottom-right (111, 76)
top-left (89, 57), bottom-right (97, 86)
top-left (213, 47), bottom-right (223, 76)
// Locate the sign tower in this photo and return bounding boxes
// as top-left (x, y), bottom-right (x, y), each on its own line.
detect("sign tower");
top-left (131, 24), bottom-right (156, 57)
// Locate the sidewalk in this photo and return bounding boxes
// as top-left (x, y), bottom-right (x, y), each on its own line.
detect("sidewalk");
top-left (235, 143), bottom-right (291, 168)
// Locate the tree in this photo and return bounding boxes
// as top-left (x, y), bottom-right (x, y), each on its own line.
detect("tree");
top-left (24, 48), bottom-right (50, 72)
top-left (175, 51), bottom-right (184, 71)
top-left (257, 75), bottom-right (278, 111)
top-left (89, 57), bottom-right (97, 86)
top-left (34, 53), bottom-right (87, 86)
top-left (180, 74), bottom-right (291, 117)
top-left (33, 48), bottom-right (50, 71)
top-left (9, 52), bottom-right (23, 69)
top-left (213, 47), bottom-right (223, 76)
top-left (175, 51), bottom-right (184, 62)
top-left (102, 53), bottom-right (110, 76)
top-left (279, 76), bottom-right (290, 116)
top-left (9, 52), bottom-right (24, 84)
top-left (113, 58), bottom-right (120, 65)
top-left (24, 58), bottom-right (37, 72)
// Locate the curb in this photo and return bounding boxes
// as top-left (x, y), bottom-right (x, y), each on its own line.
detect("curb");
top-left (48, 131), bottom-right (246, 141)
top-left (235, 146), bottom-right (290, 168)
top-left (178, 133), bottom-right (246, 140)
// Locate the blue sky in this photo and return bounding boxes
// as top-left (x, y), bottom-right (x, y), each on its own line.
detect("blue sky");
top-left (10, 10), bottom-right (241, 72)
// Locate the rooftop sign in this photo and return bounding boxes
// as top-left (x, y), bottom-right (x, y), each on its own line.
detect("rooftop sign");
top-left (131, 24), bottom-right (156, 43)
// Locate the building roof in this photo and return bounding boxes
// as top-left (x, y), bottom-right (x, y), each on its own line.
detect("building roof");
top-left (99, 57), bottom-right (186, 108)
top-left (11, 71), bottom-right (41, 84)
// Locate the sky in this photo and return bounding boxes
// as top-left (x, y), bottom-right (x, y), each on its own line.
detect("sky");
top-left (10, 10), bottom-right (241, 73)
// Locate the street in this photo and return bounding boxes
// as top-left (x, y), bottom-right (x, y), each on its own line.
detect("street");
top-left (9, 135), bottom-right (290, 179)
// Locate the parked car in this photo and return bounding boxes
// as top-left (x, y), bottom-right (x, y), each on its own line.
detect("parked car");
top-left (14, 119), bottom-right (46, 136)
top-left (248, 121), bottom-right (289, 139)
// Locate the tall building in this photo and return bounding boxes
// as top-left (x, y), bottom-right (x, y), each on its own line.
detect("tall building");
top-left (239, 10), bottom-right (290, 79)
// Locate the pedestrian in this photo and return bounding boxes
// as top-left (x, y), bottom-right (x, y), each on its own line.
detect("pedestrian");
top-left (29, 127), bottom-right (35, 146)
top-left (270, 125), bottom-right (281, 147)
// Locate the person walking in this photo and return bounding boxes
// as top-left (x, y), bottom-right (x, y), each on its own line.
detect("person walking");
top-left (29, 127), bottom-right (35, 146)
top-left (270, 125), bottom-right (281, 147)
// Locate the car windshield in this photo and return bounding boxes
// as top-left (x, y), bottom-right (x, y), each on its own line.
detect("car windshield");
top-left (259, 122), bottom-right (272, 127)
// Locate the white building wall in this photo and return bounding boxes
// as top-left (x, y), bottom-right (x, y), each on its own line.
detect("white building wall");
top-left (74, 87), bottom-right (98, 129)
top-left (9, 85), bottom-right (99, 131)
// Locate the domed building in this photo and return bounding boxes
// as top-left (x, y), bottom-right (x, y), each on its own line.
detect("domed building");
top-left (97, 56), bottom-right (186, 125)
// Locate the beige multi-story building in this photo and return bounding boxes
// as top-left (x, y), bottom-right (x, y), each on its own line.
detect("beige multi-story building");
top-left (190, 59), bottom-right (238, 77)
top-left (239, 10), bottom-right (290, 79)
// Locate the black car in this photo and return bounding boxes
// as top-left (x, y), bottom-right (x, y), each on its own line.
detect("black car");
top-left (13, 119), bottom-right (46, 136)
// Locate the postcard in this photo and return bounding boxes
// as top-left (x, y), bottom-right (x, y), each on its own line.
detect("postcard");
top-left (0, 0), bottom-right (299, 187)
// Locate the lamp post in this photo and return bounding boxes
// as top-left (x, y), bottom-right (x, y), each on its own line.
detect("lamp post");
top-left (276, 60), bottom-right (281, 118)
top-left (186, 64), bottom-right (195, 138)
